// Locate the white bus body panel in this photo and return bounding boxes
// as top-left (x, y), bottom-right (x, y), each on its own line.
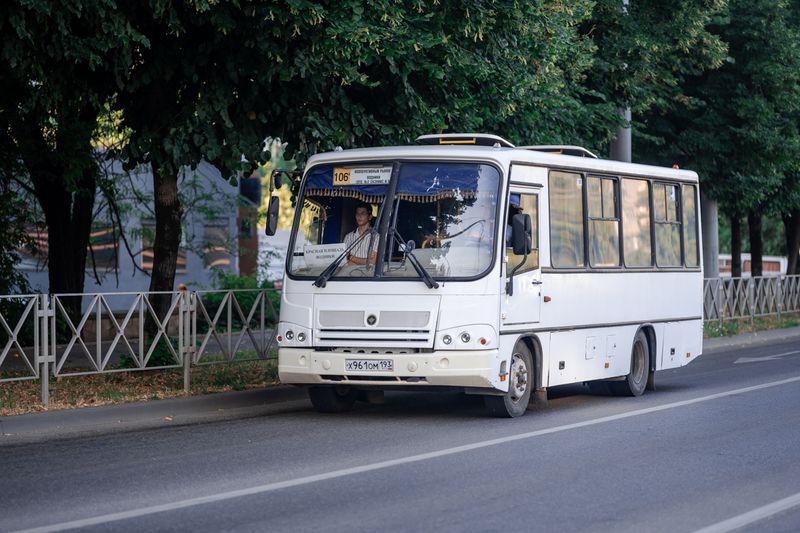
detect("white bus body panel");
top-left (277, 144), bottom-right (703, 394)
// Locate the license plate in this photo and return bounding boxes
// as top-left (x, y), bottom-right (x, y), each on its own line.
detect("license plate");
top-left (345, 359), bottom-right (394, 372)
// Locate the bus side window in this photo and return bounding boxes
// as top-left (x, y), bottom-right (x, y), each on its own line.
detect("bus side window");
top-left (587, 176), bottom-right (620, 267)
top-left (682, 185), bottom-right (699, 267)
top-left (654, 182), bottom-right (682, 266)
top-left (621, 178), bottom-right (652, 267)
top-left (549, 171), bottom-right (585, 268)
top-left (506, 193), bottom-right (539, 273)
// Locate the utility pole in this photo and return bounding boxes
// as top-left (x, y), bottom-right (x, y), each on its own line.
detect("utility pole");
top-left (609, 0), bottom-right (631, 163)
top-left (701, 192), bottom-right (720, 278)
top-left (610, 108), bottom-right (632, 163)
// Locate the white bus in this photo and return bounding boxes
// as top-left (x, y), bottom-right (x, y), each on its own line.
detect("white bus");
top-left (271, 133), bottom-right (703, 417)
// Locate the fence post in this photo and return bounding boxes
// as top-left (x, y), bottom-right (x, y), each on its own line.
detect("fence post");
top-left (38, 294), bottom-right (51, 407)
top-left (178, 285), bottom-right (192, 393)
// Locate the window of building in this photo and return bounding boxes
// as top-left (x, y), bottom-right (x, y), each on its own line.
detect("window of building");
top-left (18, 224), bottom-right (119, 273)
top-left (682, 185), bottom-right (699, 267)
top-left (653, 182), bottom-right (682, 266)
top-left (203, 223), bottom-right (232, 269)
top-left (506, 193), bottom-right (539, 274)
top-left (140, 220), bottom-right (187, 272)
top-left (621, 178), bottom-right (652, 267)
top-left (86, 225), bottom-right (118, 272)
top-left (587, 176), bottom-right (620, 267)
top-left (17, 225), bottom-right (48, 271)
top-left (549, 171), bottom-right (585, 268)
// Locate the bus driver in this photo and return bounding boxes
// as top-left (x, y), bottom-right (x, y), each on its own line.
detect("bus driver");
top-left (345, 201), bottom-right (379, 266)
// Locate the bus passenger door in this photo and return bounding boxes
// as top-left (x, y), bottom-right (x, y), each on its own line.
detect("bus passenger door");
top-left (502, 187), bottom-right (541, 326)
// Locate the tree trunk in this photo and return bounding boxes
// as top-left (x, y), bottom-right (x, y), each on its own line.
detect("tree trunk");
top-left (147, 160), bottom-right (182, 329)
top-left (731, 214), bottom-right (742, 278)
top-left (747, 210), bottom-right (763, 278)
top-left (21, 120), bottom-right (96, 320)
top-left (785, 209), bottom-right (800, 275)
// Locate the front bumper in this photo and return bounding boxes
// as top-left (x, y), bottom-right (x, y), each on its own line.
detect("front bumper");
top-left (278, 348), bottom-right (505, 390)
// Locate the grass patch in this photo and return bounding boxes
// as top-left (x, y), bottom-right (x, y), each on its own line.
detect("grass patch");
top-left (704, 312), bottom-right (800, 339)
top-left (0, 359), bottom-right (279, 416)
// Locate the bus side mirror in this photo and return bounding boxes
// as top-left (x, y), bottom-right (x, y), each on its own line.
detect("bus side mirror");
top-left (265, 196), bottom-right (280, 236)
top-left (512, 213), bottom-right (532, 256)
top-left (271, 169), bottom-right (284, 189)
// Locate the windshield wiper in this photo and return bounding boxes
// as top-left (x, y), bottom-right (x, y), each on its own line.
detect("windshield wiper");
top-left (392, 228), bottom-right (439, 289)
top-left (313, 229), bottom-right (377, 288)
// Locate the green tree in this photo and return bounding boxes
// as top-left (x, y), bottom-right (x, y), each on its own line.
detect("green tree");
top-left (0, 1), bottom-right (144, 314)
top-left (112, 1), bottom-right (281, 321)
top-left (585, 0), bottom-right (727, 154)
top-left (109, 0), bottom-right (612, 320)
top-left (637, 0), bottom-right (800, 276)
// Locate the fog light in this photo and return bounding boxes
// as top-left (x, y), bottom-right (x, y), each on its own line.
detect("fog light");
top-left (285, 330), bottom-right (294, 340)
top-left (460, 332), bottom-right (471, 343)
top-left (442, 335), bottom-right (452, 345)
top-left (297, 332), bottom-right (306, 342)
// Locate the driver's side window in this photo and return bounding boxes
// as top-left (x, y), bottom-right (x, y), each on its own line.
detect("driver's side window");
top-left (506, 193), bottom-right (539, 273)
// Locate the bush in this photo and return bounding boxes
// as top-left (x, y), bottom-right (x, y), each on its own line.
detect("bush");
top-left (118, 336), bottom-right (181, 369)
top-left (197, 273), bottom-right (281, 334)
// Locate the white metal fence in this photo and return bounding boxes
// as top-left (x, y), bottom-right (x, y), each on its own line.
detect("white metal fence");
top-left (3, 279), bottom-right (799, 406)
top-left (0, 289), bottom-right (280, 405)
top-left (703, 275), bottom-right (800, 322)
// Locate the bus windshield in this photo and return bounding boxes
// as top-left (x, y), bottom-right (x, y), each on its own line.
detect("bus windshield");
top-left (287, 161), bottom-right (502, 280)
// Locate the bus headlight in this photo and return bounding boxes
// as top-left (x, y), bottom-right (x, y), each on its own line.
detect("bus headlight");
top-left (436, 325), bottom-right (496, 350)
top-left (278, 323), bottom-right (311, 347)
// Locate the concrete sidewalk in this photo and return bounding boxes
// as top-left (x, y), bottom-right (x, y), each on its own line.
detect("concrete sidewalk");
top-left (3, 325), bottom-right (800, 445)
top-left (702, 325), bottom-right (800, 353)
top-left (0, 385), bottom-right (308, 445)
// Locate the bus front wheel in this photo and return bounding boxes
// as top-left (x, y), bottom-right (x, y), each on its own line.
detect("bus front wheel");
top-left (308, 386), bottom-right (357, 413)
top-left (484, 344), bottom-right (533, 418)
top-left (609, 330), bottom-right (649, 397)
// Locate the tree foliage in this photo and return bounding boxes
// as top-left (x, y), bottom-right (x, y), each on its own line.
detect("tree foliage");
top-left (0, 0), bottom-right (144, 311)
top-left (636, 0), bottom-right (800, 273)
top-left (587, 0), bottom-right (727, 116)
top-left (638, 0), bottom-right (800, 209)
top-left (5, 0), bottom-right (788, 293)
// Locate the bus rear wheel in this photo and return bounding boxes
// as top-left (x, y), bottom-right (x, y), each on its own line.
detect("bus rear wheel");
top-left (484, 344), bottom-right (533, 418)
top-left (609, 330), bottom-right (649, 397)
top-left (308, 386), bottom-right (357, 413)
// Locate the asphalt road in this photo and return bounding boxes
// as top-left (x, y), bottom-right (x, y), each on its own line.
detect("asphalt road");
top-left (2, 338), bottom-right (800, 533)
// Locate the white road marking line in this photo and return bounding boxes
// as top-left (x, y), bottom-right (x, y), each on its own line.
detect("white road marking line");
top-left (734, 350), bottom-right (800, 364)
top-left (692, 491), bottom-right (800, 533)
top-left (14, 375), bottom-right (800, 533)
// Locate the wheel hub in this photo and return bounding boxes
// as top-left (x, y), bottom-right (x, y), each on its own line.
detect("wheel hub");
top-left (509, 353), bottom-right (529, 401)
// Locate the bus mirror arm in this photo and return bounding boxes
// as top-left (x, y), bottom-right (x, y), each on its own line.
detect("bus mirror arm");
top-left (506, 253), bottom-right (527, 296)
top-left (506, 214), bottom-right (532, 296)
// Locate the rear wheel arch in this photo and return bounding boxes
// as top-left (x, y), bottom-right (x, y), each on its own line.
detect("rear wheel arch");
top-left (517, 335), bottom-right (543, 390)
top-left (639, 324), bottom-right (658, 372)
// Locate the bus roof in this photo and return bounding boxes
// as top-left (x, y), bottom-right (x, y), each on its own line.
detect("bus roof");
top-left (306, 143), bottom-right (699, 183)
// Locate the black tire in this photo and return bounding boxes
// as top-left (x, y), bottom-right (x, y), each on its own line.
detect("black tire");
top-left (308, 386), bottom-right (358, 413)
top-left (609, 330), bottom-right (649, 397)
top-left (484, 343), bottom-right (533, 418)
